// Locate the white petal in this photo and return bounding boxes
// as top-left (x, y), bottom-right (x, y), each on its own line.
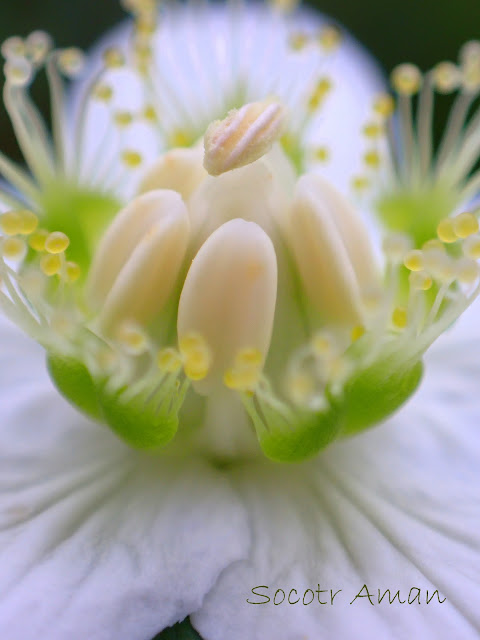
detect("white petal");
top-left (178, 219), bottom-right (278, 393)
top-left (0, 316), bottom-right (249, 640)
top-left (193, 308), bottom-right (480, 640)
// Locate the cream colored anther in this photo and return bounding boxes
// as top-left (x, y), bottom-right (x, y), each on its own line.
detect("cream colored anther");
top-left (177, 219), bottom-right (278, 394)
top-left (138, 145), bottom-right (207, 201)
top-left (86, 190), bottom-right (190, 332)
top-left (203, 99), bottom-right (287, 176)
top-left (288, 174), bottom-right (378, 324)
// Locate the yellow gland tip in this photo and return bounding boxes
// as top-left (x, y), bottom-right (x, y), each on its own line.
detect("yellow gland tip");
top-left (456, 258), bottom-right (480, 284)
top-left (115, 323), bottom-right (149, 355)
top-left (113, 111), bottom-right (134, 128)
top-left (45, 231), bottom-right (70, 254)
top-left (224, 366), bottom-right (261, 392)
top-left (433, 61), bottom-right (460, 93)
top-left (403, 249), bottom-right (424, 271)
top-left (463, 235), bottom-right (480, 260)
top-left (409, 270), bottom-right (432, 291)
top-left (2, 236), bottom-right (26, 260)
top-left (179, 333), bottom-right (211, 381)
top-left (392, 306), bottom-right (408, 329)
top-left (453, 212), bottom-right (479, 239)
top-left (363, 122), bottom-right (383, 139)
top-left (40, 253), bottom-right (62, 276)
top-left (391, 63), bottom-right (423, 95)
top-left (311, 331), bottom-right (334, 356)
top-left (289, 32), bottom-right (309, 51)
top-left (18, 210), bottom-right (38, 235)
top-left (28, 229), bottom-right (49, 251)
top-left (0, 211), bottom-right (23, 236)
top-left (437, 218), bottom-right (457, 243)
top-left (313, 146), bottom-right (330, 163)
top-left (157, 347), bottom-right (183, 374)
top-left (288, 372), bottom-right (316, 407)
top-left (351, 325), bottom-right (366, 342)
top-left (235, 348), bottom-right (263, 367)
top-left (65, 261), bottom-right (81, 283)
top-left (57, 48), bottom-right (85, 76)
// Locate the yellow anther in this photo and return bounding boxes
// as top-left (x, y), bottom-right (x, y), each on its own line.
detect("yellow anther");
top-left (318, 25), bottom-right (342, 52)
top-left (288, 372), bottom-right (315, 406)
top-left (113, 111), bottom-right (134, 128)
top-left (157, 347), bottom-right (183, 373)
top-left (18, 210), bottom-right (38, 235)
top-left (351, 325), bottom-right (365, 342)
top-left (45, 231), bottom-right (70, 254)
top-left (179, 333), bottom-right (211, 381)
top-left (463, 235), bottom-right (480, 260)
top-left (456, 258), bottom-right (480, 284)
top-left (103, 47), bottom-right (125, 68)
top-left (453, 212), bottom-right (479, 239)
top-left (2, 237), bottom-right (26, 260)
top-left (409, 270), bottom-right (432, 291)
top-left (40, 253), bottom-right (61, 276)
top-left (0, 211), bottom-right (23, 236)
top-left (373, 93), bottom-right (395, 118)
top-left (65, 261), bottom-right (81, 283)
top-left (28, 228), bottom-right (49, 251)
top-left (363, 149), bottom-right (381, 169)
top-left (57, 48), bottom-right (85, 76)
top-left (1, 36), bottom-right (26, 59)
top-left (437, 218), bottom-right (457, 243)
top-left (433, 61), bottom-right (460, 93)
top-left (224, 365), bottom-right (260, 392)
top-left (115, 323), bottom-right (148, 355)
top-left (289, 32), bottom-right (309, 51)
top-left (25, 31), bottom-right (52, 64)
top-left (235, 348), bottom-right (263, 367)
top-left (4, 58), bottom-right (32, 86)
top-left (392, 306), bottom-right (408, 330)
top-left (422, 238), bottom-right (445, 252)
top-left (143, 104), bottom-right (157, 122)
top-left (391, 63), bottom-right (422, 95)
top-left (403, 249), bottom-right (424, 271)
top-left (93, 83), bottom-right (114, 102)
top-left (121, 150), bottom-right (143, 168)
top-left (313, 146), bottom-right (330, 163)
top-left (382, 233), bottom-right (412, 263)
top-left (311, 331), bottom-right (334, 356)
top-left (363, 122), bottom-right (383, 138)
top-left (351, 175), bottom-right (370, 191)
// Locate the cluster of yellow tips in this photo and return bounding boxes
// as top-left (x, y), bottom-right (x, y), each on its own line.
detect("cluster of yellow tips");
top-left (288, 24), bottom-right (342, 53)
top-left (0, 210), bottom-right (80, 282)
top-left (157, 333), bottom-right (212, 381)
top-left (224, 349), bottom-right (263, 392)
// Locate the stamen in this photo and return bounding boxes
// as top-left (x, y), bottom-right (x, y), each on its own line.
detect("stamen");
top-left (2, 236), bottom-right (26, 261)
top-left (57, 48), bottom-right (85, 77)
top-left (179, 333), bottom-right (212, 381)
top-left (453, 212), bottom-right (479, 238)
top-left (157, 347), bottom-right (183, 374)
top-left (115, 322), bottom-right (149, 355)
top-left (437, 218), bottom-right (457, 243)
top-left (44, 231), bottom-right (70, 254)
top-left (40, 253), bottom-right (62, 276)
top-left (392, 306), bottom-right (408, 330)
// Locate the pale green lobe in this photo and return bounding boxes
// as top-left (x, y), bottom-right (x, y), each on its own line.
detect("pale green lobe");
top-left (246, 398), bottom-right (343, 463)
top-left (47, 354), bottom-right (186, 450)
top-left (39, 183), bottom-right (121, 272)
top-left (377, 185), bottom-right (457, 248)
top-left (339, 357), bottom-right (424, 436)
top-left (47, 354), bottom-right (103, 421)
top-left (245, 357), bottom-right (423, 463)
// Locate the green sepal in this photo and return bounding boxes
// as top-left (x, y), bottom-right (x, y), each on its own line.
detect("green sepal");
top-left (245, 395), bottom-right (343, 463)
top-left (152, 618), bottom-right (203, 640)
top-left (47, 354), bottom-right (103, 421)
top-left (96, 377), bottom-right (188, 450)
top-left (339, 357), bottom-right (423, 436)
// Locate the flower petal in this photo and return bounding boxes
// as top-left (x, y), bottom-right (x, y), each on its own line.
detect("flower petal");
top-left (193, 308), bottom-right (480, 639)
top-left (0, 316), bottom-right (249, 640)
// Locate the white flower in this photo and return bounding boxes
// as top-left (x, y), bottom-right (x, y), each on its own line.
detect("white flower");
top-left (0, 1), bottom-right (479, 639)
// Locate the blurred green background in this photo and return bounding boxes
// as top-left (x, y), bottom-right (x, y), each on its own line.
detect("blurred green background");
top-left (0, 0), bottom-right (478, 161)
